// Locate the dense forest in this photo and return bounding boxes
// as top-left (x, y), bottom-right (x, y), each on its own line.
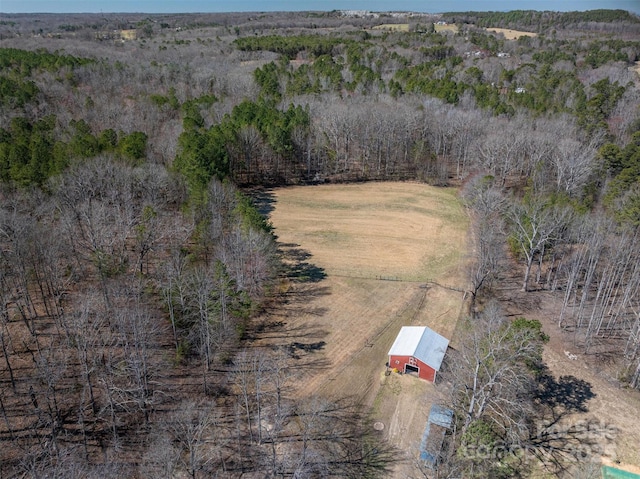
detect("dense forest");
top-left (0, 8), bottom-right (639, 478)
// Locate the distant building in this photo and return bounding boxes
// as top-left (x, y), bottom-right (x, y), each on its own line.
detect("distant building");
top-left (515, 87), bottom-right (526, 93)
top-left (388, 326), bottom-right (449, 382)
top-left (464, 50), bottom-right (487, 58)
top-left (95, 29), bottom-right (137, 42)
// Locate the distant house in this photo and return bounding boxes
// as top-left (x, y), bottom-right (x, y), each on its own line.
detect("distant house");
top-left (388, 326), bottom-right (449, 382)
top-left (515, 87), bottom-right (526, 93)
top-left (464, 49), bottom-right (488, 59)
top-left (95, 29), bottom-right (137, 42)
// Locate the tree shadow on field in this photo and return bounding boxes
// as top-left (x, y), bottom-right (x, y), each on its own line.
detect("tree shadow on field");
top-left (254, 320), bottom-right (329, 342)
top-left (279, 242), bottom-right (327, 283)
top-left (527, 366), bottom-right (607, 475)
top-left (286, 340), bottom-right (326, 359)
top-left (247, 187), bottom-right (277, 217)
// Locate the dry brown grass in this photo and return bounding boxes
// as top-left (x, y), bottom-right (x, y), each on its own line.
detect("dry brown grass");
top-left (371, 23), bottom-right (409, 32)
top-left (435, 23), bottom-right (459, 33)
top-left (271, 182), bottom-right (468, 284)
top-left (486, 27), bottom-right (537, 39)
top-left (266, 184), bottom-right (465, 404)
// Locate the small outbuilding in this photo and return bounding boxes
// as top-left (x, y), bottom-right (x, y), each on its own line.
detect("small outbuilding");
top-left (420, 404), bottom-right (454, 468)
top-left (388, 326), bottom-right (449, 382)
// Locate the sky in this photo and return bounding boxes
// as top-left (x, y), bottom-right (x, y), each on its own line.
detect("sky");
top-left (1, 0), bottom-right (639, 14)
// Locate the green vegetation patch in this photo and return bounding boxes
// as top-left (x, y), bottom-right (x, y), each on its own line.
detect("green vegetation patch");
top-left (441, 9), bottom-right (640, 30)
top-left (602, 466), bottom-right (640, 479)
top-left (0, 47), bottom-right (94, 76)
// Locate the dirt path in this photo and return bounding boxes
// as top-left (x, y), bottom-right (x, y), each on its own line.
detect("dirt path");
top-left (542, 328), bottom-right (640, 468)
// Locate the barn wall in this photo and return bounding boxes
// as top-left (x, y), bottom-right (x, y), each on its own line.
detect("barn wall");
top-left (389, 355), bottom-right (412, 371)
top-left (389, 355), bottom-right (436, 382)
top-left (416, 359), bottom-right (436, 382)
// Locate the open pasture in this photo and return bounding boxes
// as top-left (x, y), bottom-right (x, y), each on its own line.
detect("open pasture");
top-left (486, 27), bottom-right (538, 39)
top-left (434, 23), bottom-right (459, 33)
top-left (371, 23), bottom-right (410, 32)
top-left (265, 182), bottom-right (469, 401)
top-left (270, 182), bottom-right (468, 284)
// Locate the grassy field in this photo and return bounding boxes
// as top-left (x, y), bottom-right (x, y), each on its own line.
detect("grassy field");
top-left (262, 182), bottom-right (469, 477)
top-left (371, 23), bottom-right (409, 32)
top-left (486, 27), bottom-right (537, 39)
top-left (270, 182), bottom-right (468, 284)
top-left (434, 23), bottom-right (459, 33)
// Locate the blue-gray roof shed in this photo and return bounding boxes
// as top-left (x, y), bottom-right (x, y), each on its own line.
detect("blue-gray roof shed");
top-left (420, 404), bottom-right (454, 467)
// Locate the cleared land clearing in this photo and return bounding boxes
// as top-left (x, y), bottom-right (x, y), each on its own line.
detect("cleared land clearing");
top-left (265, 180), bottom-right (468, 402)
top-left (372, 23), bottom-right (409, 32)
top-left (493, 275), bottom-right (640, 473)
top-left (271, 182), bottom-right (467, 284)
top-left (487, 27), bottom-right (538, 39)
top-left (435, 23), bottom-right (459, 33)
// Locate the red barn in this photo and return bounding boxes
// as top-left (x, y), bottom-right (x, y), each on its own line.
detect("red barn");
top-left (388, 326), bottom-right (449, 382)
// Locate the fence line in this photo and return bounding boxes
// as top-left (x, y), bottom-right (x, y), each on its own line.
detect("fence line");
top-left (327, 272), bottom-right (467, 294)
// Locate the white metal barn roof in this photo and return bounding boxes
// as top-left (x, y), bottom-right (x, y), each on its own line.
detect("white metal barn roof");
top-left (388, 326), bottom-right (449, 371)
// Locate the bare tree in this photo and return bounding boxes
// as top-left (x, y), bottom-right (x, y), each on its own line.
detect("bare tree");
top-left (444, 303), bottom-right (546, 478)
top-left (159, 247), bottom-right (190, 355)
top-left (112, 296), bottom-right (166, 423)
top-left (462, 175), bottom-right (508, 302)
top-left (508, 196), bottom-right (573, 292)
top-left (550, 136), bottom-right (599, 197)
top-left (449, 303), bottom-right (542, 437)
top-left (234, 124), bottom-right (262, 182)
top-left (139, 434), bottom-right (181, 479)
top-left (162, 400), bottom-right (225, 479)
top-left (476, 120), bottom-right (528, 186)
top-left (0, 266), bottom-right (17, 393)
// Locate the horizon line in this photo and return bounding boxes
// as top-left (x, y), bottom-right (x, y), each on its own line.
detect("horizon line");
top-left (2, 7), bottom-right (639, 14)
